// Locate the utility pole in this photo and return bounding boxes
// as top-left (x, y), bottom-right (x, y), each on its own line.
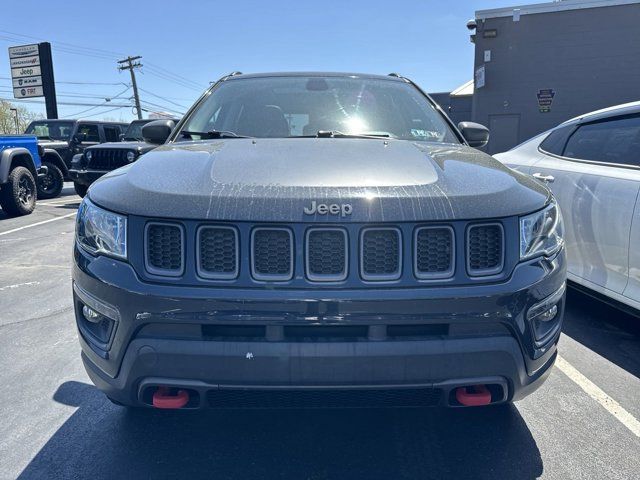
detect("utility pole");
top-left (117, 56), bottom-right (143, 119)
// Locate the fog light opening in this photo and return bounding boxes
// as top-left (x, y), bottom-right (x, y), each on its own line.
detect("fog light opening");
top-left (535, 304), bottom-right (558, 323)
top-left (82, 305), bottom-right (101, 323)
top-left (78, 301), bottom-right (116, 346)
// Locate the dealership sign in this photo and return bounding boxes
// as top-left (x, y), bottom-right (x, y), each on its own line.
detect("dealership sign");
top-left (8, 44), bottom-right (43, 98)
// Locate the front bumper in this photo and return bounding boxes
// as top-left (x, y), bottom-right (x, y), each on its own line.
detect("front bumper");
top-left (73, 243), bottom-right (566, 408)
top-left (68, 168), bottom-right (107, 186)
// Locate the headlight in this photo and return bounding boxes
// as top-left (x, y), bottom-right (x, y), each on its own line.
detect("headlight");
top-left (519, 199), bottom-right (564, 260)
top-left (76, 198), bottom-right (127, 259)
top-left (85, 150), bottom-right (93, 161)
top-left (126, 151), bottom-right (136, 163)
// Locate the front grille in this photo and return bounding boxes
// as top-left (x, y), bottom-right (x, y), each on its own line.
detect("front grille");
top-left (467, 223), bottom-right (504, 275)
top-left (139, 220), bottom-right (510, 284)
top-left (306, 228), bottom-right (348, 281)
top-left (207, 387), bottom-right (442, 408)
top-left (361, 228), bottom-right (401, 280)
top-left (87, 149), bottom-right (129, 170)
top-left (145, 223), bottom-right (183, 276)
top-left (251, 228), bottom-right (293, 281)
top-left (414, 226), bottom-right (454, 279)
top-left (197, 226), bottom-right (238, 279)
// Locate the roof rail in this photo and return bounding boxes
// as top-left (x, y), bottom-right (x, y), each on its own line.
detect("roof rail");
top-left (388, 72), bottom-right (402, 78)
top-left (214, 71), bottom-right (243, 84)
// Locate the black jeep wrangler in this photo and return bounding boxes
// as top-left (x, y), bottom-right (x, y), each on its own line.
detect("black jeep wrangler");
top-left (24, 119), bottom-right (127, 198)
top-left (68, 118), bottom-right (179, 198)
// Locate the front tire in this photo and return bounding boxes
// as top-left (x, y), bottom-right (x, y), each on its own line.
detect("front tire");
top-left (37, 161), bottom-right (64, 199)
top-left (73, 182), bottom-right (88, 198)
top-left (0, 166), bottom-right (37, 216)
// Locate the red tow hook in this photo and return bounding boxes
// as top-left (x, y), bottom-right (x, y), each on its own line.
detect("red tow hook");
top-left (152, 386), bottom-right (189, 409)
top-left (455, 385), bottom-right (492, 406)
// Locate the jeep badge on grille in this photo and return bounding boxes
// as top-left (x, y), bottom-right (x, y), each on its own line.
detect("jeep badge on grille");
top-left (304, 200), bottom-right (353, 217)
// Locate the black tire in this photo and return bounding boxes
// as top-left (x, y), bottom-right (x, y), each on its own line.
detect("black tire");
top-left (37, 161), bottom-right (64, 199)
top-left (0, 166), bottom-right (37, 216)
top-left (74, 182), bottom-right (88, 198)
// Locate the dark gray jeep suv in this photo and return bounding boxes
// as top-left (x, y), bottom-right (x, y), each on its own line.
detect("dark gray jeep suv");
top-left (73, 72), bottom-right (566, 409)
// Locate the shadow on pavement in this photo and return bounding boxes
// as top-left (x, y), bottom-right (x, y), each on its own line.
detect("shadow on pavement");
top-left (18, 381), bottom-right (543, 480)
top-left (562, 287), bottom-right (640, 379)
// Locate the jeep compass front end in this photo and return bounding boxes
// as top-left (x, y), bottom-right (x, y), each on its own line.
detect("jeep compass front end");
top-left (73, 72), bottom-right (566, 409)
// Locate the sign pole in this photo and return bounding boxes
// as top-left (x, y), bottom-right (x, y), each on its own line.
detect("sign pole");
top-left (38, 42), bottom-right (58, 119)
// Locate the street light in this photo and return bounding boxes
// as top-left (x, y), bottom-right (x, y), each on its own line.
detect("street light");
top-left (9, 108), bottom-right (19, 134)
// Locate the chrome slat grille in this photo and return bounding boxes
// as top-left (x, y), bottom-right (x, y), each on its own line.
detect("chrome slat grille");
top-left (251, 228), bottom-right (293, 281)
top-left (467, 224), bottom-right (504, 275)
top-left (415, 226), bottom-right (454, 279)
top-left (306, 229), bottom-right (348, 281)
top-left (198, 226), bottom-right (238, 279)
top-left (145, 223), bottom-right (183, 276)
top-left (361, 228), bottom-right (401, 280)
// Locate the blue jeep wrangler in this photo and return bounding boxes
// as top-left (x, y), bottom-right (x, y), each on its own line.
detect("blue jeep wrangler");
top-left (0, 135), bottom-right (46, 216)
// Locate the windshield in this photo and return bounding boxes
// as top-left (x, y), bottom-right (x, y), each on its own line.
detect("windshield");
top-left (25, 121), bottom-right (75, 141)
top-left (123, 121), bottom-right (150, 141)
top-left (178, 76), bottom-right (459, 143)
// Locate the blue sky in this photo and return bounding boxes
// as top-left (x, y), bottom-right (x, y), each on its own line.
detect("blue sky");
top-left (1, 0), bottom-right (518, 121)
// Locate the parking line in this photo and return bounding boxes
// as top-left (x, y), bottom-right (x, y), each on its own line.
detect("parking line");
top-left (0, 212), bottom-right (76, 237)
top-left (38, 198), bottom-right (80, 206)
top-left (556, 355), bottom-right (640, 438)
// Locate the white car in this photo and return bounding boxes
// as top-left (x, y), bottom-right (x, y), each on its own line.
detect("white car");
top-left (495, 101), bottom-right (640, 313)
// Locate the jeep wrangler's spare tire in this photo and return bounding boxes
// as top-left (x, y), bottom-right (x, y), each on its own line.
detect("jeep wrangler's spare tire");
top-left (37, 161), bottom-right (64, 199)
top-left (0, 166), bottom-right (37, 216)
top-left (73, 182), bottom-right (88, 198)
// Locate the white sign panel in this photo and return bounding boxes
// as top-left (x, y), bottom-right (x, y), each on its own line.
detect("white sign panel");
top-left (475, 65), bottom-right (486, 89)
top-left (14, 86), bottom-right (44, 98)
top-left (9, 44), bottom-right (44, 99)
top-left (11, 65), bottom-right (41, 79)
top-left (10, 55), bottom-right (40, 68)
top-left (8, 43), bottom-right (39, 58)
top-left (12, 76), bottom-right (42, 88)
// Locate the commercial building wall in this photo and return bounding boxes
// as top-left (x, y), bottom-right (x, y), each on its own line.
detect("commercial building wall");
top-left (472, 1), bottom-right (640, 153)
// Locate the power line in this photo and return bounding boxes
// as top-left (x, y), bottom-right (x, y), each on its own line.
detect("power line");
top-left (142, 69), bottom-right (205, 92)
top-left (0, 76), bottom-right (126, 86)
top-left (68, 106), bottom-right (126, 120)
top-left (137, 87), bottom-right (190, 110)
top-left (61, 86), bottom-right (132, 118)
top-left (143, 62), bottom-right (203, 89)
top-left (0, 97), bottom-right (132, 108)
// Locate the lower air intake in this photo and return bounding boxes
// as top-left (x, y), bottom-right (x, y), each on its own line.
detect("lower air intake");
top-left (207, 387), bottom-right (442, 408)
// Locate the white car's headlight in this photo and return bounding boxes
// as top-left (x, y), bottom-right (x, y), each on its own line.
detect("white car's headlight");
top-left (520, 199), bottom-right (564, 260)
top-left (76, 198), bottom-right (127, 259)
top-left (126, 151), bottom-right (136, 163)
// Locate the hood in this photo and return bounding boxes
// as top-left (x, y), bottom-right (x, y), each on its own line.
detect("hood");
top-left (87, 141), bottom-right (154, 153)
top-left (89, 138), bottom-right (550, 222)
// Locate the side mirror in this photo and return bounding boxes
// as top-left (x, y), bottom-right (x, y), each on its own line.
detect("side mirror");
top-left (142, 120), bottom-right (175, 145)
top-left (458, 122), bottom-right (490, 148)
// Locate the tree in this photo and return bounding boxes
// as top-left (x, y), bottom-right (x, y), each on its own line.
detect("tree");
top-left (0, 101), bottom-right (42, 134)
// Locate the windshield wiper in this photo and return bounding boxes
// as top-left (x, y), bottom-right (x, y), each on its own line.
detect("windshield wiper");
top-left (293, 130), bottom-right (391, 139)
top-left (180, 130), bottom-right (252, 139)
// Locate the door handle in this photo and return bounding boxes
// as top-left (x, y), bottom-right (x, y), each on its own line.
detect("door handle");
top-left (533, 172), bottom-right (555, 183)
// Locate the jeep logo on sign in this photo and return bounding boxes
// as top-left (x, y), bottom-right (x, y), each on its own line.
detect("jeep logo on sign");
top-left (304, 200), bottom-right (352, 217)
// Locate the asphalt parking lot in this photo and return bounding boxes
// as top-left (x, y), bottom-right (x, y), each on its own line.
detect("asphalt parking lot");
top-left (0, 184), bottom-right (639, 480)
